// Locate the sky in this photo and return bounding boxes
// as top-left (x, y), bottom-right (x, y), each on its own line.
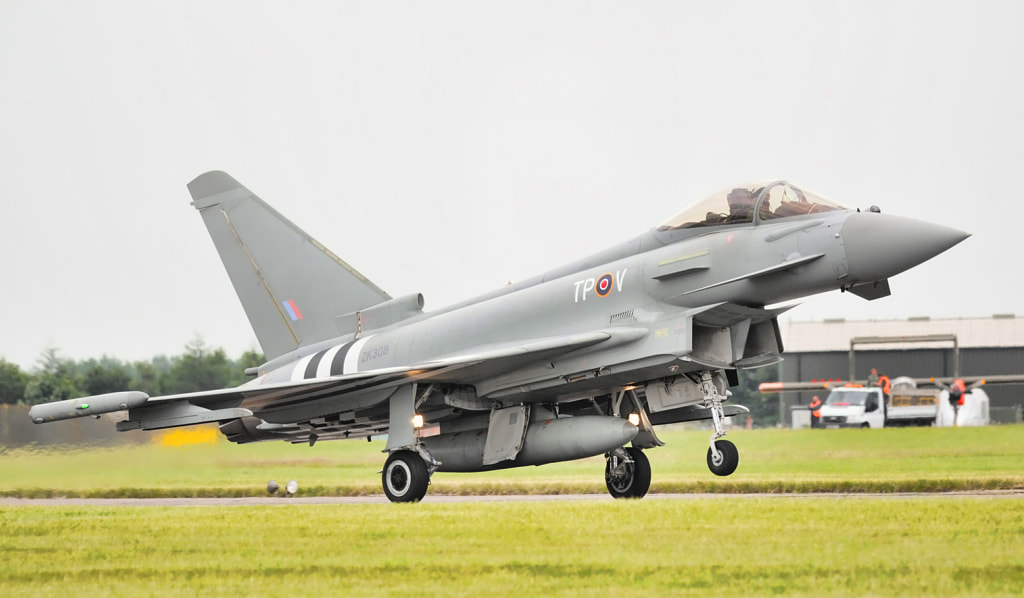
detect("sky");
top-left (2, 1), bottom-right (1022, 370)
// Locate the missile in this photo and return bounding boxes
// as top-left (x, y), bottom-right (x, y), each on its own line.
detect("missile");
top-left (423, 415), bottom-right (638, 472)
top-left (28, 391), bottom-right (149, 424)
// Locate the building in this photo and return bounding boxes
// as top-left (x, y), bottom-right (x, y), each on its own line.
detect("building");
top-left (774, 315), bottom-right (1024, 425)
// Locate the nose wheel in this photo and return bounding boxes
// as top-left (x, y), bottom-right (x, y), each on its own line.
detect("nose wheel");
top-left (706, 439), bottom-right (739, 476)
top-left (699, 371), bottom-right (740, 477)
top-left (605, 447), bottom-right (651, 499)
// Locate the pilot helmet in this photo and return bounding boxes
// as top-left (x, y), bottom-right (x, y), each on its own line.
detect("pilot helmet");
top-left (727, 188), bottom-right (754, 209)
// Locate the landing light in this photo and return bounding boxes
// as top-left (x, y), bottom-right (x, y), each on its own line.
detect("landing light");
top-left (628, 413), bottom-right (640, 426)
top-left (412, 414), bottom-right (424, 429)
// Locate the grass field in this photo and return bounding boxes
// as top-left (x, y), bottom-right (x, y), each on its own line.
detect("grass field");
top-left (3, 426), bottom-right (1023, 596)
top-left (1, 425), bottom-right (1022, 497)
top-left (2, 498), bottom-right (1023, 597)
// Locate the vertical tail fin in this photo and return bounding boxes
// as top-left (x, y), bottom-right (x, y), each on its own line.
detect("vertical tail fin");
top-left (187, 171), bottom-right (390, 360)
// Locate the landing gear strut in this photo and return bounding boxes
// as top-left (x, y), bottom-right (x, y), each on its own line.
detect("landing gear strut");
top-left (700, 371), bottom-right (739, 476)
top-left (382, 384), bottom-right (438, 503)
top-left (605, 446), bottom-right (651, 499)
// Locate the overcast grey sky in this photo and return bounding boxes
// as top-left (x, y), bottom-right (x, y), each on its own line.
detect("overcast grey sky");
top-left (2, 1), bottom-right (1022, 370)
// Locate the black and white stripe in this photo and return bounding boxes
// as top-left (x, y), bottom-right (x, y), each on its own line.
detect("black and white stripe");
top-left (290, 336), bottom-right (375, 381)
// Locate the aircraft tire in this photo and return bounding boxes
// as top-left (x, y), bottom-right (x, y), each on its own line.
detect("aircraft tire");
top-left (382, 450), bottom-right (429, 503)
top-left (605, 447), bottom-right (651, 499)
top-left (706, 439), bottom-right (739, 476)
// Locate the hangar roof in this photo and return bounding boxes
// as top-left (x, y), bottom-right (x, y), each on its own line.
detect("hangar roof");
top-left (780, 315), bottom-right (1023, 352)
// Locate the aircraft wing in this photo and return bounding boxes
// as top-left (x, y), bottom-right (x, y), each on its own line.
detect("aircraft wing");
top-left (913, 375), bottom-right (1024, 390)
top-left (760, 374), bottom-right (1024, 394)
top-left (29, 328), bottom-right (647, 433)
top-left (758, 380), bottom-right (842, 394)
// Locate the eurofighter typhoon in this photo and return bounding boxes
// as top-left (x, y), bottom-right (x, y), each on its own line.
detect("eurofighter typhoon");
top-left (30, 173), bottom-right (968, 501)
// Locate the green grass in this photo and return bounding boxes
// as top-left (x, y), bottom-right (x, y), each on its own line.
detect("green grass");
top-left (2, 499), bottom-right (1023, 597)
top-left (4, 427), bottom-right (1024, 596)
top-left (2, 425), bottom-right (1022, 497)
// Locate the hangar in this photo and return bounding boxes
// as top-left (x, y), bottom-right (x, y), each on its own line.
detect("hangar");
top-left (775, 315), bottom-right (1024, 426)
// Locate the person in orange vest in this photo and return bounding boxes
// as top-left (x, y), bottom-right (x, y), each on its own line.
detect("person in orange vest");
top-left (809, 395), bottom-right (823, 428)
top-left (950, 378), bottom-right (967, 406)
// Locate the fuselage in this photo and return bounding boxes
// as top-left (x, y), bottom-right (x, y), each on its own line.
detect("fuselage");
top-left (27, 175), bottom-right (972, 497)
top-left (246, 181), bottom-right (967, 425)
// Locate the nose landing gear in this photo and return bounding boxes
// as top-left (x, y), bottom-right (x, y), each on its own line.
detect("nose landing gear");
top-left (706, 439), bottom-right (739, 476)
top-left (701, 371), bottom-right (740, 477)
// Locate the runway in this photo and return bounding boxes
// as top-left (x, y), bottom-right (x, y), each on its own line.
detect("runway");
top-left (3, 490), bottom-right (1022, 507)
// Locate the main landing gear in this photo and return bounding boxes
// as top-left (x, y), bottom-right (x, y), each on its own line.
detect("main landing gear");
top-left (603, 388), bottom-right (661, 499)
top-left (382, 384), bottom-right (438, 503)
top-left (605, 446), bottom-right (651, 498)
top-left (382, 450), bottom-right (431, 503)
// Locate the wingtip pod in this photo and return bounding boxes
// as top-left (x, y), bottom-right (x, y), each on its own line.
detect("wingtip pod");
top-left (28, 391), bottom-right (149, 424)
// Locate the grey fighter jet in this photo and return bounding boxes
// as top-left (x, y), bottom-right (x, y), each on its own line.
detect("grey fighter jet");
top-left (29, 173), bottom-right (969, 501)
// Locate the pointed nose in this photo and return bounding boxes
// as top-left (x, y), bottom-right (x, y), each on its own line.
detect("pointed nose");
top-left (842, 213), bottom-right (970, 282)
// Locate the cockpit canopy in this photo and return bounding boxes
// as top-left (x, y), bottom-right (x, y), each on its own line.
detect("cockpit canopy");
top-left (657, 181), bottom-right (848, 231)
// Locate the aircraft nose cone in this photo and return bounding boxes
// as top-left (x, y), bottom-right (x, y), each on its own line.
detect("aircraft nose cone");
top-left (842, 213), bottom-right (970, 282)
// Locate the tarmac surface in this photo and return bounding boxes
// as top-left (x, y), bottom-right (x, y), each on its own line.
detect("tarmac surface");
top-left (3, 490), bottom-right (1023, 507)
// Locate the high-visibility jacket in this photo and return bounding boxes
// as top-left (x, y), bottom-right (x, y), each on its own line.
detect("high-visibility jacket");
top-left (951, 379), bottom-right (967, 406)
top-left (809, 397), bottom-right (822, 418)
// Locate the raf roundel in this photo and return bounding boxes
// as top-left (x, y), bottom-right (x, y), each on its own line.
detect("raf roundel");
top-left (596, 273), bottom-right (614, 297)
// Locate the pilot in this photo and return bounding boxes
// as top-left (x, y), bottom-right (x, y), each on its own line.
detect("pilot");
top-left (726, 188), bottom-right (755, 222)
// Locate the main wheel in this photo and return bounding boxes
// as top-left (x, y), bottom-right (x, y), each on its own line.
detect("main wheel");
top-left (605, 447), bottom-right (652, 499)
top-left (706, 439), bottom-right (739, 476)
top-left (382, 450), bottom-right (429, 503)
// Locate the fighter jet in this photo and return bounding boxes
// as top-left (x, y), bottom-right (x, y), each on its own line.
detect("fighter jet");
top-left (29, 173), bottom-right (969, 501)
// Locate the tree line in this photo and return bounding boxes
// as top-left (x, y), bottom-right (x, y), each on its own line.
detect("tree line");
top-left (728, 365), bottom-right (785, 428)
top-left (0, 338), bottom-right (786, 427)
top-left (0, 338), bottom-right (264, 405)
